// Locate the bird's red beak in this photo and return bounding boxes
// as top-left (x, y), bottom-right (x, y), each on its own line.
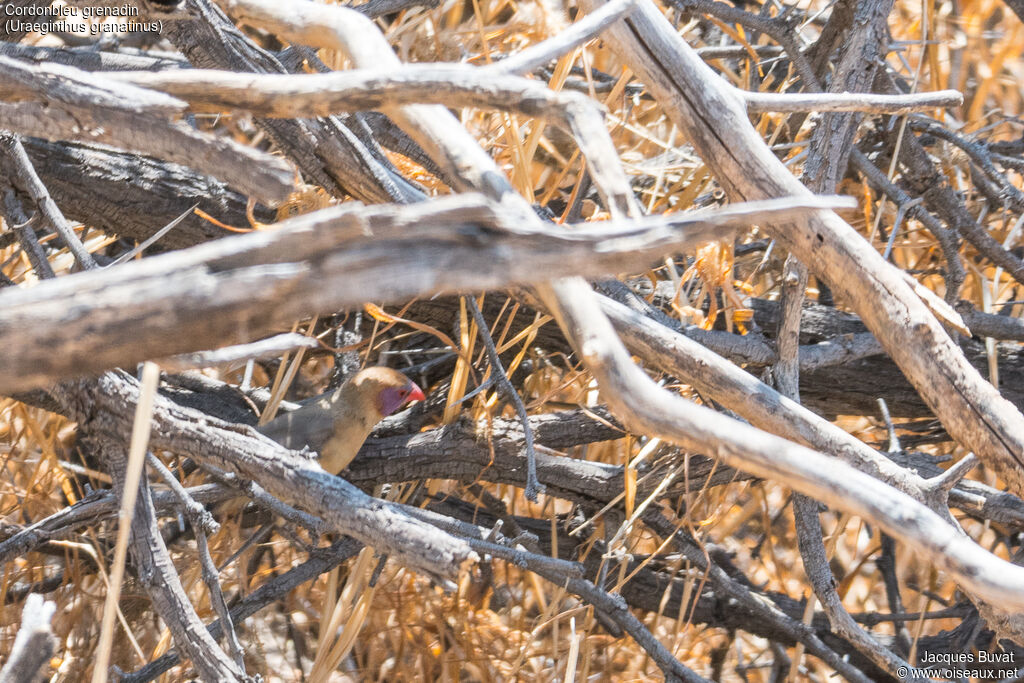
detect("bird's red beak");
top-left (407, 382), bottom-right (425, 403)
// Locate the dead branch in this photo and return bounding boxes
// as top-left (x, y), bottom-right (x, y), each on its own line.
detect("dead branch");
top-left (0, 133), bottom-right (96, 270)
top-left (537, 277), bottom-right (1024, 610)
top-left (102, 65), bottom-right (961, 119)
top-left (84, 432), bottom-right (248, 682)
top-left (599, 295), bottom-right (947, 509)
top-left (0, 484), bottom-right (232, 565)
top-left (580, 0), bottom-right (1024, 503)
top-left (0, 594), bottom-right (57, 683)
top-left (0, 194), bottom-right (837, 394)
top-left (19, 137), bottom-right (275, 249)
top-left (161, 0), bottom-right (425, 204)
top-left (120, 539), bottom-right (363, 683)
top-left (743, 89), bottom-right (963, 114)
top-left (50, 372), bottom-right (479, 582)
top-left (2, 0), bottom-right (1023, 676)
top-left (0, 56), bottom-right (292, 202)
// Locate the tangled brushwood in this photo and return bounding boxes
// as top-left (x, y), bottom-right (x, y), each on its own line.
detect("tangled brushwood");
top-left (1, 0), bottom-right (1024, 680)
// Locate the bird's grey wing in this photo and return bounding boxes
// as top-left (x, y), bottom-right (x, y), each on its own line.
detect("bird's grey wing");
top-left (258, 407), bottom-right (335, 452)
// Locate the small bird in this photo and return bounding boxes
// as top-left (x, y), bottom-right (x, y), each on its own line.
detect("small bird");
top-left (259, 366), bottom-right (425, 474)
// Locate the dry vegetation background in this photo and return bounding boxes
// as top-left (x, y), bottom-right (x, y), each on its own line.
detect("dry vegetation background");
top-left (0, 0), bottom-right (1023, 680)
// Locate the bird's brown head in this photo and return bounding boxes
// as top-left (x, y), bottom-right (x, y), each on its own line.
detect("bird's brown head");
top-left (350, 367), bottom-right (425, 418)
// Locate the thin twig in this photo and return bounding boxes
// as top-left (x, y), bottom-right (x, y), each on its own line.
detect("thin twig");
top-left (907, 117), bottom-right (1024, 212)
top-left (0, 132), bottom-right (97, 270)
top-left (157, 333), bottom-right (321, 373)
top-left (1, 185), bottom-right (54, 280)
top-left (109, 202), bottom-right (199, 266)
top-left (664, 0), bottom-right (819, 88)
top-left (145, 453), bottom-right (247, 671)
top-left (466, 296), bottom-right (543, 501)
top-left (488, 0), bottom-right (640, 75)
top-left (644, 511), bottom-right (874, 682)
top-left (92, 362), bottom-right (161, 683)
top-left (743, 89), bottom-right (962, 114)
top-left (850, 149), bottom-right (964, 298)
top-left (120, 538), bottom-right (360, 683)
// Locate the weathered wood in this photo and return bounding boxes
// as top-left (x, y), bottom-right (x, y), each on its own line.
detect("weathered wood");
top-left (161, 0), bottom-right (424, 204)
top-left (0, 595), bottom-right (57, 683)
top-left (0, 55), bottom-right (292, 202)
top-left (0, 194), bottom-right (835, 394)
top-left (101, 65), bottom-right (961, 119)
top-left (537, 278), bottom-right (1024, 610)
top-left (0, 40), bottom-right (190, 71)
top-left (85, 434), bottom-right (246, 683)
top-left (747, 298), bottom-right (1024, 417)
top-left (20, 137), bottom-right (274, 249)
top-left (581, 0), bottom-right (1024, 498)
top-left (53, 372), bottom-right (479, 581)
